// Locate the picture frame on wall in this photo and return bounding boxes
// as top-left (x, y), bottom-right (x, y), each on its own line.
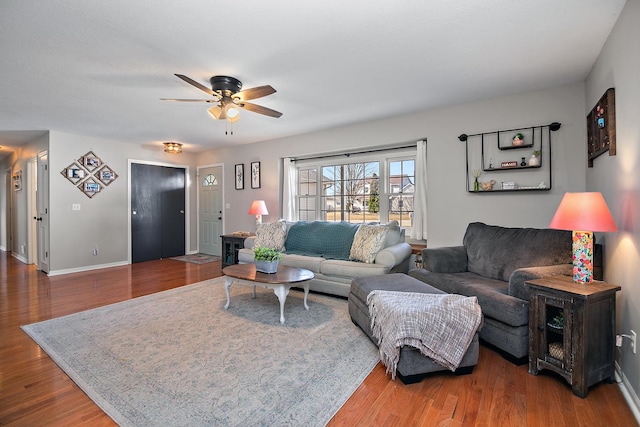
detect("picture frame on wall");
top-left (235, 163), bottom-right (244, 190)
top-left (251, 161), bottom-right (261, 189)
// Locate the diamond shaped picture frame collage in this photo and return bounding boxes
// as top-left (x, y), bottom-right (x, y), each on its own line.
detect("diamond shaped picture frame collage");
top-left (60, 151), bottom-right (119, 198)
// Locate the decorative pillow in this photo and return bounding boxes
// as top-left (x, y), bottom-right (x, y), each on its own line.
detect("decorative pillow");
top-left (253, 220), bottom-right (287, 251)
top-left (349, 224), bottom-right (389, 264)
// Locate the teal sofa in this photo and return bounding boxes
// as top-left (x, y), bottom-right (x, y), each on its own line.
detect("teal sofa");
top-left (238, 220), bottom-right (412, 297)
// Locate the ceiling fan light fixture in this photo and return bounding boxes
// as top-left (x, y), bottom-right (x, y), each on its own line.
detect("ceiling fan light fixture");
top-left (163, 142), bottom-right (182, 154)
top-left (208, 105), bottom-right (223, 120)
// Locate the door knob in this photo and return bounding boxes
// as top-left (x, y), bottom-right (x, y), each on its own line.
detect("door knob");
top-left (180, 210), bottom-right (185, 214)
top-left (218, 217), bottom-right (222, 220)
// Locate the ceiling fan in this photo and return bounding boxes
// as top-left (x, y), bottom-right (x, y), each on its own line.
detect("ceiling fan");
top-left (161, 74), bottom-right (282, 123)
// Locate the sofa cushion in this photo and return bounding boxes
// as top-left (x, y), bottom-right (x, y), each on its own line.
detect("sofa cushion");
top-left (463, 222), bottom-right (572, 282)
top-left (253, 220), bottom-right (287, 251)
top-left (321, 259), bottom-right (389, 278)
top-left (350, 223), bottom-right (389, 263)
top-left (408, 269), bottom-right (529, 327)
top-left (284, 221), bottom-right (359, 260)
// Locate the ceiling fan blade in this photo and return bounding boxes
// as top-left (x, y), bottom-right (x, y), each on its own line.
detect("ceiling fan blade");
top-left (174, 74), bottom-right (217, 97)
top-left (240, 102), bottom-right (283, 118)
top-left (160, 98), bottom-right (217, 102)
top-left (235, 85), bottom-right (276, 101)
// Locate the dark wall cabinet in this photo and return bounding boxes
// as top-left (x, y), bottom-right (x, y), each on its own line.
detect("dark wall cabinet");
top-left (526, 276), bottom-right (620, 397)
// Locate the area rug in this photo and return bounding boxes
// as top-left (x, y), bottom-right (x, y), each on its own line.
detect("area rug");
top-left (21, 278), bottom-right (379, 426)
top-left (170, 253), bottom-right (220, 264)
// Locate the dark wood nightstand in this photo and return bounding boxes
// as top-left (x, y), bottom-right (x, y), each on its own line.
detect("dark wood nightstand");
top-left (526, 275), bottom-right (620, 398)
top-left (221, 234), bottom-right (249, 268)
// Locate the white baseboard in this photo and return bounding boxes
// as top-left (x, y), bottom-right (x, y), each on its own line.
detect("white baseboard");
top-left (47, 261), bottom-right (129, 276)
top-left (11, 252), bottom-right (28, 264)
top-left (616, 361), bottom-right (640, 424)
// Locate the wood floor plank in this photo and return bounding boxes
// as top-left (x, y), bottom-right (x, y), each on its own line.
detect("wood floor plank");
top-left (0, 251), bottom-right (637, 426)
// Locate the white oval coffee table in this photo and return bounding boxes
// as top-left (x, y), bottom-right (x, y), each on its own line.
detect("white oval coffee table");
top-left (222, 264), bottom-right (315, 324)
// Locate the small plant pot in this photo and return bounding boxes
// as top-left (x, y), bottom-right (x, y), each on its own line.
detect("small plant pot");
top-left (255, 259), bottom-right (279, 274)
top-left (529, 156), bottom-right (540, 166)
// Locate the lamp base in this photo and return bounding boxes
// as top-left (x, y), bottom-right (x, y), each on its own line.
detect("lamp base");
top-left (572, 230), bottom-right (594, 283)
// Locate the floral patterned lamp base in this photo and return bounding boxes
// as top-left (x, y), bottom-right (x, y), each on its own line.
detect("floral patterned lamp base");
top-left (572, 230), bottom-right (594, 283)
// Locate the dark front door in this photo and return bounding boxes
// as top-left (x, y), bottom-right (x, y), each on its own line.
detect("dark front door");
top-left (131, 163), bottom-right (185, 263)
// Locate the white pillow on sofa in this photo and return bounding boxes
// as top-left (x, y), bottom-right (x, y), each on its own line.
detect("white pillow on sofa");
top-left (349, 224), bottom-right (389, 264)
top-left (254, 220), bottom-right (287, 251)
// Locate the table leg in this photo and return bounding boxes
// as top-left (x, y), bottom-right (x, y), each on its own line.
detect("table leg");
top-left (303, 282), bottom-right (310, 310)
top-left (272, 284), bottom-right (290, 324)
top-left (224, 276), bottom-right (232, 309)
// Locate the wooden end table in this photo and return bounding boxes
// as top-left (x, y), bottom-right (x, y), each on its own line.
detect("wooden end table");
top-left (222, 264), bottom-right (315, 324)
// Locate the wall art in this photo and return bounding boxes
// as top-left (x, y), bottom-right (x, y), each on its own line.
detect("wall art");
top-left (235, 163), bottom-right (244, 190)
top-left (587, 88), bottom-right (616, 167)
top-left (251, 161), bottom-right (261, 189)
top-left (60, 151), bottom-right (118, 198)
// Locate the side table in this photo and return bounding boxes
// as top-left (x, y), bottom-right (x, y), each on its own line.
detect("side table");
top-left (526, 275), bottom-right (620, 397)
top-left (221, 234), bottom-right (248, 268)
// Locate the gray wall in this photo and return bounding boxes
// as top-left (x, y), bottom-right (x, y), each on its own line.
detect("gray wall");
top-left (585, 0), bottom-right (640, 407)
top-left (47, 131), bottom-right (199, 274)
top-left (198, 83), bottom-right (588, 247)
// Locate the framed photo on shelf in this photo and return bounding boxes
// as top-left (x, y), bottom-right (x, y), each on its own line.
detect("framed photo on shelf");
top-left (235, 164), bottom-right (244, 190)
top-left (251, 161), bottom-right (261, 189)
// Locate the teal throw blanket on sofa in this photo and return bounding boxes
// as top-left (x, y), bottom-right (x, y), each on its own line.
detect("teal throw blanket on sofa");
top-left (285, 221), bottom-right (359, 260)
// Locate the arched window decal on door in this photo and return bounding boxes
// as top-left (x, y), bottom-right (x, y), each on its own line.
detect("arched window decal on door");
top-left (202, 174), bottom-right (218, 186)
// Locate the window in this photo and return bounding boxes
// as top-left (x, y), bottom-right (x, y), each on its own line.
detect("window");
top-left (295, 152), bottom-right (415, 231)
top-left (202, 174), bottom-right (218, 186)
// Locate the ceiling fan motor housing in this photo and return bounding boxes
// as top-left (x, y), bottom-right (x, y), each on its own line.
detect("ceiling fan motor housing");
top-left (210, 76), bottom-right (242, 94)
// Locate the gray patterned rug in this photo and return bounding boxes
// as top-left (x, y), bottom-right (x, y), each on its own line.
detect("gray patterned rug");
top-left (22, 278), bottom-right (379, 426)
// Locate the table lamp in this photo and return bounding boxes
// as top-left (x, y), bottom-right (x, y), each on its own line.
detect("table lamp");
top-left (549, 192), bottom-right (617, 283)
top-left (248, 200), bottom-right (269, 226)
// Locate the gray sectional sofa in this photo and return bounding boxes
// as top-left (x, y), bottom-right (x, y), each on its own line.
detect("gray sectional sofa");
top-left (408, 222), bottom-right (603, 362)
top-left (238, 220), bottom-right (412, 297)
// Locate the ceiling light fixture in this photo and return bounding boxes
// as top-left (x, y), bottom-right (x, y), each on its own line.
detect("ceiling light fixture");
top-left (163, 142), bottom-right (183, 154)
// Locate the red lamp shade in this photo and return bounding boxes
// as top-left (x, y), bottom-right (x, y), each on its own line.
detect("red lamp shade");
top-left (248, 200), bottom-right (269, 225)
top-left (549, 192), bottom-right (617, 284)
top-left (549, 192), bottom-right (617, 232)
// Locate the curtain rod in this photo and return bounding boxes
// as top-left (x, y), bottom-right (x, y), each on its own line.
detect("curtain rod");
top-left (290, 139), bottom-right (425, 162)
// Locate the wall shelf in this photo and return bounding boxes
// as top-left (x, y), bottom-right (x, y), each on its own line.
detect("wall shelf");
top-left (459, 122), bottom-right (561, 193)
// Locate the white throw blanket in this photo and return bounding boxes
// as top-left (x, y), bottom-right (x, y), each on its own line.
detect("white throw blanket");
top-left (367, 290), bottom-right (483, 379)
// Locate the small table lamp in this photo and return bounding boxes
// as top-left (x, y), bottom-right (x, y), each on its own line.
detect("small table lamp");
top-left (549, 192), bottom-right (617, 283)
top-left (248, 200), bottom-right (269, 226)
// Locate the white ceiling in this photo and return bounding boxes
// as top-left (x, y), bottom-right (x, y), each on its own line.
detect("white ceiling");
top-left (0, 0), bottom-right (626, 155)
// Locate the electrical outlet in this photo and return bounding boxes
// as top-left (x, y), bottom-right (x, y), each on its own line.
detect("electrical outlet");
top-left (93, 245), bottom-right (99, 256)
top-left (632, 330), bottom-right (637, 354)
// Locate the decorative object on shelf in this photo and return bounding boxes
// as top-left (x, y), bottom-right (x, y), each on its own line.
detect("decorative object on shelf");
top-left (529, 150), bottom-right (541, 166)
top-left (253, 246), bottom-right (282, 273)
top-left (235, 164), bottom-right (244, 190)
top-left (549, 192), bottom-right (617, 283)
top-left (12, 170), bottom-right (22, 191)
top-left (587, 88), bottom-right (616, 167)
top-left (163, 142), bottom-right (182, 154)
top-left (250, 161), bottom-right (261, 189)
top-left (248, 200), bottom-right (269, 225)
top-left (472, 169), bottom-right (481, 192)
top-left (460, 122), bottom-right (560, 193)
top-left (60, 151), bottom-right (118, 198)
top-left (480, 180), bottom-right (496, 191)
top-left (512, 133), bottom-right (525, 146)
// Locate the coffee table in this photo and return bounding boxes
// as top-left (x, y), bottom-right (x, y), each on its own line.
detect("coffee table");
top-left (222, 264), bottom-right (315, 324)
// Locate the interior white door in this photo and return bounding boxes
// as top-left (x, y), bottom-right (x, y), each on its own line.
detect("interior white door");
top-left (198, 166), bottom-right (223, 255)
top-left (36, 151), bottom-right (50, 272)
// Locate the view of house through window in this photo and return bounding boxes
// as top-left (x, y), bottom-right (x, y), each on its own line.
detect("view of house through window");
top-left (297, 154), bottom-right (415, 231)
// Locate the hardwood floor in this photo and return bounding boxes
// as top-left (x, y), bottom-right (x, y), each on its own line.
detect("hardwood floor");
top-left (0, 251), bottom-right (636, 426)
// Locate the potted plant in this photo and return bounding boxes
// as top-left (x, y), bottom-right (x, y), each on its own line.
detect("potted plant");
top-left (512, 133), bottom-right (525, 146)
top-left (253, 246), bottom-right (282, 273)
top-left (529, 150), bottom-right (541, 166)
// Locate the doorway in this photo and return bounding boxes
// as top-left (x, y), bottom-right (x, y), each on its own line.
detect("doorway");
top-left (198, 165), bottom-right (223, 256)
top-left (131, 163), bottom-right (186, 263)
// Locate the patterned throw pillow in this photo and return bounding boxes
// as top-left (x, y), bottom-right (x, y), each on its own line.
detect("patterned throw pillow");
top-left (254, 220), bottom-right (287, 251)
top-left (349, 224), bottom-right (389, 263)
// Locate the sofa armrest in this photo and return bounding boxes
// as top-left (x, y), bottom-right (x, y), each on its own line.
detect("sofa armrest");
top-left (374, 242), bottom-right (412, 270)
top-left (243, 236), bottom-right (256, 250)
top-left (508, 264), bottom-right (573, 300)
top-left (422, 246), bottom-right (468, 273)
